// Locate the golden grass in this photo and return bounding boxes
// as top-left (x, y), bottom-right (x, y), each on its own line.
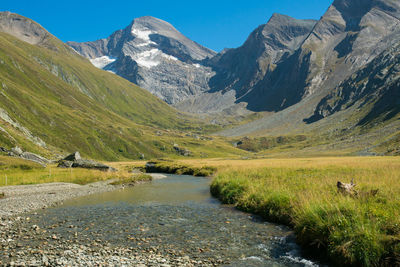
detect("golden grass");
top-left (207, 156), bottom-right (400, 266)
top-left (177, 156), bottom-right (400, 171)
top-left (0, 156), bottom-right (131, 186)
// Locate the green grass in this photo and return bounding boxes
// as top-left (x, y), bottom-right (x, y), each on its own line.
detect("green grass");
top-left (0, 31), bottom-right (244, 161)
top-left (145, 160), bottom-right (217, 177)
top-left (208, 157), bottom-right (400, 266)
top-left (235, 135), bottom-right (308, 152)
top-left (0, 155), bottom-right (133, 186)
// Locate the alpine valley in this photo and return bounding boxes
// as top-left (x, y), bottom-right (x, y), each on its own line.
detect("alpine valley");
top-left (68, 0), bottom-right (400, 156)
top-left (0, 0), bottom-right (400, 159)
top-left (1, 1), bottom-right (400, 266)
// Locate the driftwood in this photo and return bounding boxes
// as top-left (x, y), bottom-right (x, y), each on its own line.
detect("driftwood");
top-left (337, 178), bottom-right (379, 198)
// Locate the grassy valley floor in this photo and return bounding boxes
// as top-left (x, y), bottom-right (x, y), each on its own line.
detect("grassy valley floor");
top-left (1, 156), bottom-right (400, 266)
top-left (175, 157), bottom-right (400, 266)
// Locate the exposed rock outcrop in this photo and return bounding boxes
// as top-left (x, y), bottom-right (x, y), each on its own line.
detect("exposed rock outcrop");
top-left (21, 152), bottom-right (50, 165)
top-left (0, 11), bottom-right (51, 46)
top-left (3, 146), bottom-right (50, 166)
top-left (57, 152), bottom-right (116, 172)
top-left (173, 144), bottom-right (192, 157)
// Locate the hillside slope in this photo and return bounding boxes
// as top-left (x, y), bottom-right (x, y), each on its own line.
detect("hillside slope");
top-left (0, 12), bottom-right (240, 160)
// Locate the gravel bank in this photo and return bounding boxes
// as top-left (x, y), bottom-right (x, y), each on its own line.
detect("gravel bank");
top-left (0, 173), bottom-right (165, 218)
top-left (0, 181), bottom-right (118, 218)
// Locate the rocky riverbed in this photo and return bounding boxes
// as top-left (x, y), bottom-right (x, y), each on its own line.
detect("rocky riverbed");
top-left (0, 215), bottom-right (211, 266)
top-left (0, 174), bottom-right (318, 266)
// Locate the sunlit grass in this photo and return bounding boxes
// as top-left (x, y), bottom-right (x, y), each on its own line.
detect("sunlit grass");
top-left (204, 157), bottom-right (400, 266)
top-left (0, 156), bottom-right (131, 186)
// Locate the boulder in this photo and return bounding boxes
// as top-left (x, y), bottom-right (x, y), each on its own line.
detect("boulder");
top-left (145, 162), bottom-right (157, 173)
top-left (337, 179), bottom-right (357, 197)
top-left (11, 146), bottom-right (23, 156)
top-left (63, 151), bottom-right (81, 161)
top-left (57, 151), bottom-right (116, 172)
top-left (57, 160), bottom-right (74, 168)
top-left (72, 159), bottom-right (116, 172)
top-left (21, 152), bottom-right (50, 165)
top-left (173, 144), bottom-right (192, 157)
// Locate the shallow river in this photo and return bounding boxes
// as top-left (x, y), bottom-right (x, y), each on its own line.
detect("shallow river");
top-left (31, 174), bottom-right (319, 266)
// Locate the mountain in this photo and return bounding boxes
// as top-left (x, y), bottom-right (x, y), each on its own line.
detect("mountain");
top-left (175, 14), bottom-right (317, 113)
top-left (68, 0), bottom-right (400, 138)
top-left (68, 16), bottom-right (216, 104)
top-left (234, 0), bottom-right (400, 111)
top-left (306, 42), bottom-right (400, 126)
top-left (0, 12), bottom-right (240, 160)
top-left (216, 0), bottom-right (400, 140)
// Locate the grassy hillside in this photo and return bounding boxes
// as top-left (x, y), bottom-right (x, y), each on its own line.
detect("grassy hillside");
top-left (0, 28), bottom-right (241, 160)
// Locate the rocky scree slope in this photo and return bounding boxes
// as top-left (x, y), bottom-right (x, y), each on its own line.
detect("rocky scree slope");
top-left (186, 14), bottom-right (318, 113)
top-left (307, 42), bottom-right (400, 126)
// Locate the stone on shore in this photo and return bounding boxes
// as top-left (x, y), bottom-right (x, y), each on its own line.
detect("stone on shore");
top-left (57, 152), bottom-right (116, 172)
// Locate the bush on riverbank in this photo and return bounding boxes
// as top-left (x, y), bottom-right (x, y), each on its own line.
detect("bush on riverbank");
top-left (146, 161), bottom-right (216, 177)
top-left (210, 160), bottom-right (400, 266)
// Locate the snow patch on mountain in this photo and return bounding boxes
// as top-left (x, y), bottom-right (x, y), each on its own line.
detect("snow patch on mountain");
top-left (132, 28), bottom-right (156, 46)
top-left (89, 56), bottom-right (116, 69)
top-left (133, 49), bottom-right (161, 68)
top-left (133, 48), bottom-right (178, 68)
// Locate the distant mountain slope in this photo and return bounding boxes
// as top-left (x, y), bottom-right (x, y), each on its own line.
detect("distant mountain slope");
top-left (0, 12), bottom-right (240, 160)
top-left (306, 42), bottom-right (400, 126)
top-left (217, 0), bottom-right (400, 139)
top-left (175, 14), bottom-right (317, 114)
top-left (68, 16), bottom-right (216, 104)
top-left (238, 0), bottom-right (400, 112)
top-left (209, 14), bottom-right (317, 106)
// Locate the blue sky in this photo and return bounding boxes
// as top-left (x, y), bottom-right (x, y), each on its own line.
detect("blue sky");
top-left (2, 0), bottom-right (333, 52)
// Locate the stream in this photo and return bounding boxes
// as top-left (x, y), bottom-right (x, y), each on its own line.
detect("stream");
top-left (6, 174), bottom-right (320, 266)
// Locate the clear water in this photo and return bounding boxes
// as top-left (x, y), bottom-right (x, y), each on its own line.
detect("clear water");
top-left (31, 174), bottom-right (320, 266)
